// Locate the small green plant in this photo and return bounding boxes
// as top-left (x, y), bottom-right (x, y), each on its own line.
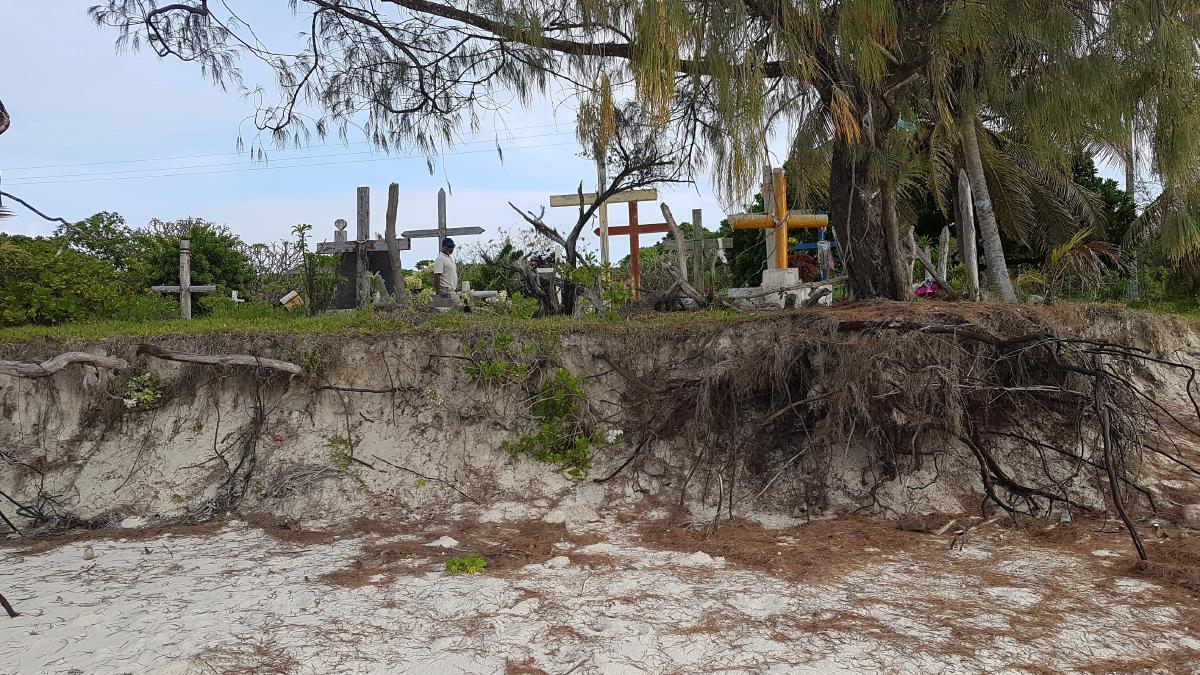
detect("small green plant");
top-left (122, 373), bottom-right (163, 409)
top-left (462, 330), bottom-right (534, 384)
top-left (464, 359), bottom-right (530, 383)
top-left (170, 494), bottom-right (185, 504)
top-left (326, 436), bottom-right (362, 478)
top-left (444, 553), bottom-right (487, 575)
top-left (505, 368), bottom-right (594, 478)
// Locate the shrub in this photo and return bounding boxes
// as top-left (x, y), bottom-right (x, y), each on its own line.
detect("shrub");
top-left (444, 554), bottom-right (487, 575)
top-left (505, 368), bottom-right (595, 478)
top-left (0, 235), bottom-right (126, 326)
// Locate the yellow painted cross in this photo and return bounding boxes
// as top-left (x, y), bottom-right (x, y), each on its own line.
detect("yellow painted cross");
top-left (728, 168), bottom-right (829, 270)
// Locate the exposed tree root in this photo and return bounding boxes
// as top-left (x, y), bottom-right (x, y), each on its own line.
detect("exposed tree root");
top-left (136, 344), bottom-right (302, 375)
top-left (0, 353), bottom-right (129, 378)
top-left (606, 313), bottom-right (1199, 557)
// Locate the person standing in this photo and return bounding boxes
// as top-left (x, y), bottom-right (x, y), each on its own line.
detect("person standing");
top-left (432, 237), bottom-right (458, 301)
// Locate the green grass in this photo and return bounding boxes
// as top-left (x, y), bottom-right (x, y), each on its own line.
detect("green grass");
top-left (0, 307), bottom-right (747, 344)
top-left (1128, 298), bottom-right (1200, 321)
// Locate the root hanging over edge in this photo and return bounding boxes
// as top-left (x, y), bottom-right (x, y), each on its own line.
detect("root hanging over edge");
top-left (606, 311), bottom-right (1200, 559)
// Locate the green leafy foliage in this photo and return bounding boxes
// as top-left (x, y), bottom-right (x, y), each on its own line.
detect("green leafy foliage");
top-left (121, 373), bottom-right (163, 409)
top-left (56, 211), bottom-right (138, 267)
top-left (461, 330), bottom-right (534, 383)
top-left (129, 218), bottom-right (253, 300)
top-left (0, 235), bottom-right (131, 326)
top-left (444, 554), bottom-right (487, 575)
top-left (505, 368), bottom-right (594, 478)
top-left (326, 436), bottom-right (362, 478)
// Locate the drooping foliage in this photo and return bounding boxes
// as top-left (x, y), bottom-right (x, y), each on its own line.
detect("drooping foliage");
top-left (89, 1), bottom-right (1200, 295)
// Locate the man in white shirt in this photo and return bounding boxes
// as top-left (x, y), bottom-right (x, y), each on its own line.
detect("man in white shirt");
top-left (433, 237), bottom-right (458, 300)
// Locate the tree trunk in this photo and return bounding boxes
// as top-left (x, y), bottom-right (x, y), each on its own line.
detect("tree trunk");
top-left (956, 169), bottom-right (981, 299)
top-left (960, 118), bottom-right (1017, 301)
top-left (828, 141), bottom-right (908, 300)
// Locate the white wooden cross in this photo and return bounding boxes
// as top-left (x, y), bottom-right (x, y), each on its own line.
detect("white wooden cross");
top-left (400, 188), bottom-right (485, 246)
top-left (150, 239), bottom-right (216, 319)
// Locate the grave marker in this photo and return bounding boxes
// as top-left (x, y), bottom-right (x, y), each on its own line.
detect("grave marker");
top-left (727, 168), bottom-right (829, 270)
top-left (150, 239), bottom-right (215, 319)
top-left (555, 188), bottom-right (665, 300)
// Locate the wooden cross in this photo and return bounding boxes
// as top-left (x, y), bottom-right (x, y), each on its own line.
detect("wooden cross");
top-left (316, 187), bottom-right (411, 305)
top-left (400, 188), bottom-right (485, 245)
top-left (553, 188), bottom-right (665, 299)
top-left (681, 209), bottom-right (727, 288)
top-left (316, 188), bottom-right (413, 256)
top-left (727, 168), bottom-right (828, 270)
top-left (150, 239), bottom-right (215, 319)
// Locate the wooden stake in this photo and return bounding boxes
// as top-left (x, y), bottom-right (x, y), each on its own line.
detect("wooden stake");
top-left (384, 183), bottom-right (407, 303)
top-left (178, 240), bottom-right (192, 319)
top-left (356, 186), bottom-right (371, 307)
top-left (629, 201), bottom-right (641, 300)
top-left (772, 168), bottom-right (789, 271)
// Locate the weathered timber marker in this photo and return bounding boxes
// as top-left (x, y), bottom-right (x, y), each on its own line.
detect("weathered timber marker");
top-left (317, 186), bottom-right (411, 308)
top-left (681, 209), bottom-right (728, 289)
top-left (553, 188), bottom-right (666, 300)
top-left (318, 186), bottom-right (485, 308)
top-left (150, 239), bottom-right (215, 319)
top-left (400, 188), bottom-right (485, 246)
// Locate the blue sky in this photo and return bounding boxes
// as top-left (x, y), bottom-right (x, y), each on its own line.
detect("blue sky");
top-left (0, 1), bottom-right (726, 263)
top-left (1, 2), bottom-right (1131, 265)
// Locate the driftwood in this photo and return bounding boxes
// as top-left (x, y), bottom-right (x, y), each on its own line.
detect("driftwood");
top-left (801, 287), bottom-right (832, 307)
top-left (0, 352), bottom-right (128, 378)
top-left (907, 229), bottom-right (960, 299)
top-left (957, 169), bottom-right (981, 299)
top-left (135, 345), bottom-right (302, 375)
top-left (656, 204), bottom-right (708, 308)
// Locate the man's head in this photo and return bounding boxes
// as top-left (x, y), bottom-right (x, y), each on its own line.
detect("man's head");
top-left (441, 237), bottom-right (456, 255)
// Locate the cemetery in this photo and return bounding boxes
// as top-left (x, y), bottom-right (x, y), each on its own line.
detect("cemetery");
top-left (3, 2), bottom-right (1200, 673)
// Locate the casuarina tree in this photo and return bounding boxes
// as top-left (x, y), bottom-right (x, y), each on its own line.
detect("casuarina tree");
top-left (91, 1), bottom-right (1200, 299)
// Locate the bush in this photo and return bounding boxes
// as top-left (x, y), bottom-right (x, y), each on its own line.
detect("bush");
top-left (0, 235), bottom-right (125, 326)
top-left (111, 292), bottom-right (179, 322)
top-left (505, 368), bottom-right (596, 478)
top-left (127, 218), bottom-right (254, 304)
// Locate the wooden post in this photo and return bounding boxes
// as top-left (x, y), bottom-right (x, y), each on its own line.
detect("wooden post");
top-left (178, 239), bottom-right (193, 319)
top-left (356, 186), bottom-right (370, 307)
top-left (628, 201), bottom-right (641, 300)
top-left (938, 225), bottom-right (950, 280)
top-left (761, 165), bottom-right (776, 270)
top-left (771, 168), bottom-right (788, 271)
top-left (385, 183), bottom-right (407, 303)
top-left (597, 158), bottom-right (610, 266)
top-left (149, 239), bottom-right (215, 318)
top-left (437, 188), bottom-right (448, 244)
top-left (690, 209), bottom-right (704, 288)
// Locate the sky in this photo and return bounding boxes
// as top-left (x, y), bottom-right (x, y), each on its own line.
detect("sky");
top-left (0, 1), bottom-right (726, 264)
top-left (1, 2), bottom-right (1133, 266)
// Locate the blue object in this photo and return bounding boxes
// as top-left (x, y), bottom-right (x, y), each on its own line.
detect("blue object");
top-left (442, 237), bottom-right (456, 248)
top-left (789, 228), bottom-right (837, 281)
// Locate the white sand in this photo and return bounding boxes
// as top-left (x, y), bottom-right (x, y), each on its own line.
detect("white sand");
top-left (2, 519), bottom-right (1196, 675)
